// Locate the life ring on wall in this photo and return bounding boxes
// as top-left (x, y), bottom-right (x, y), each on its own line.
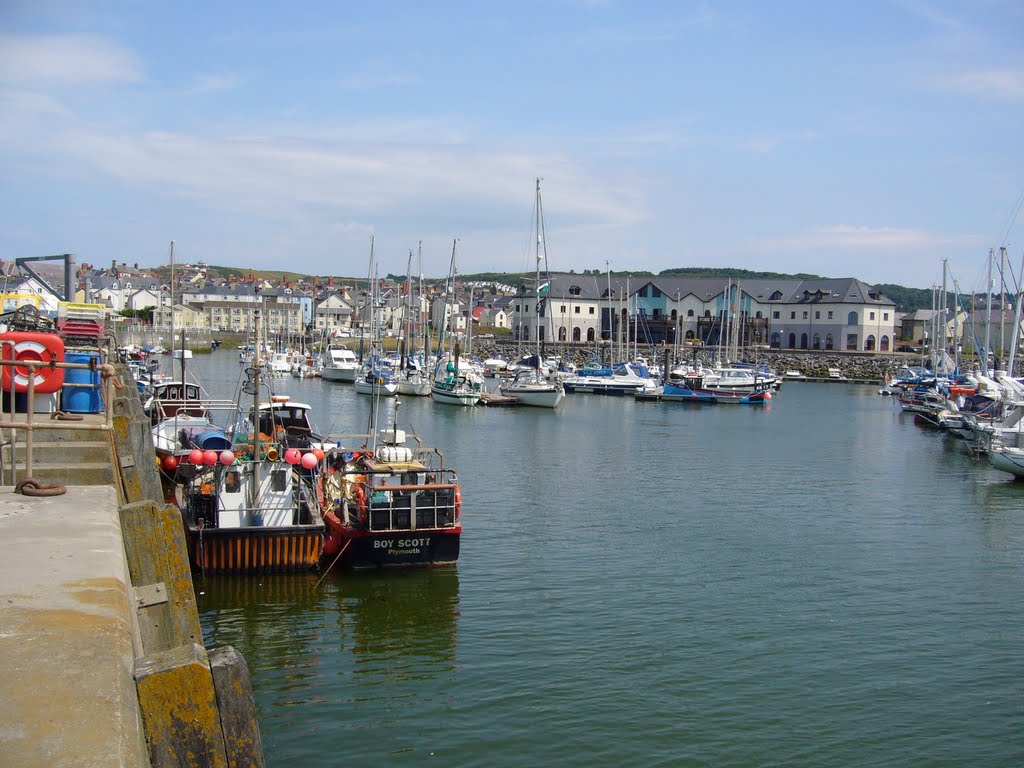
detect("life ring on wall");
top-left (352, 485), bottom-right (368, 524)
top-left (1, 332), bottom-right (66, 394)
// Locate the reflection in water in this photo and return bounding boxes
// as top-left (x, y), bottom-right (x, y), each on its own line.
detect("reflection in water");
top-left (196, 568), bottom-right (460, 763)
top-left (330, 568), bottom-right (460, 673)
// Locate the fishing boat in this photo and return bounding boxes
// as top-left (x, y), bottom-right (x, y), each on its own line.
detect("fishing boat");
top-left (319, 427), bottom-right (462, 569)
top-left (173, 343), bottom-right (335, 574)
top-left (498, 179), bottom-right (564, 409)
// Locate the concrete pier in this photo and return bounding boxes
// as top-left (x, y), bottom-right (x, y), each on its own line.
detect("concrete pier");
top-left (0, 362), bottom-right (264, 767)
top-left (0, 485), bottom-right (148, 767)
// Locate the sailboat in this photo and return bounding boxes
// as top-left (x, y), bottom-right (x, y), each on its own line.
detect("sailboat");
top-left (397, 245), bottom-right (432, 396)
top-left (353, 237), bottom-right (399, 398)
top-left (431, 239), bottom-right (483, 406)
top-left (499, 178), bottom-right (565, 408)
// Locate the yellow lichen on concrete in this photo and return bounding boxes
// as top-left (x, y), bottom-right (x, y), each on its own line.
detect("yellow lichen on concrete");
top-left (134, 643), bottom-right (228, 768)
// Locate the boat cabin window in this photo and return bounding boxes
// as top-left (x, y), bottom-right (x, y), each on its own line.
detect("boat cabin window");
top-left (258, 406), bottom-right (311, 435)
top-left (271, 468), bottom-right (289, 492)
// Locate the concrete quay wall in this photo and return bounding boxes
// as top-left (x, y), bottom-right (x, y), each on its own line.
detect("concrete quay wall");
top-left (0, 362), bottom-right (263, 767)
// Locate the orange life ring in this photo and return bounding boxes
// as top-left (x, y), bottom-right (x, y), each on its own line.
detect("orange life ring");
top-left (454, 486), bottom-right (462, 516)
top-left (1, 332), bottom-right (66, 394)
top-left (352, 485), bottom-right (368, 524)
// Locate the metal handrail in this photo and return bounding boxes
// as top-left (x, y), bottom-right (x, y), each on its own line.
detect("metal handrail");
top-left (0, 355), bottom-right (116, 483)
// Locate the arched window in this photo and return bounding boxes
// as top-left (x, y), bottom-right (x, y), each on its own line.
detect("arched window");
top-left (685, 330), bottom-right (696, 340)
top-left (865, 334), bottom-right (876, 351)
top-left (586, 327), bottom-right (595, 342)
top-left (825, 333), bottom-right (834, 350)
top-left (687, 309), bottom-right (695, 317)
top-left (671, 309), bottom-right (678, 321)
top-left (788, 332), bottom-right (796, 349)
top-left (847, 311), bottom-right (858, 325)
top-left (558, 327), bottom-right (567, 341)
top-left (800, 333), bottom-right (809, 350)
top-left (572, 327), bottom-right (581, 342)
top-left (812, 333), bottom-right (821, 350)
top-left (770, 331), bottom-right (781, 348)
top-left (704, 310), bottom-right (711, 318)
top-left (755, 311), bottom-right (763, 318)
top-left (880, 335), bottom-right (890, 352)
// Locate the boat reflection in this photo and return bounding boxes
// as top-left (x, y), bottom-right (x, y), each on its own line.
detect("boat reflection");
top-left (195, 568), bottom-right (460, 676)
top-left (328, 567), bottom-right (460, 671)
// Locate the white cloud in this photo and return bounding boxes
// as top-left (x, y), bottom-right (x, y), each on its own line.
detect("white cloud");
top-left (339, 72), bottom-right (421, 91)
top-left (765, 224), bottom-right (981, 252)
top-left (186, 74), bottom-right (241, 95)
top-left (0, 34), bottom-right (142, 86)
top-left (942, 69), bottom-right (1024, 100)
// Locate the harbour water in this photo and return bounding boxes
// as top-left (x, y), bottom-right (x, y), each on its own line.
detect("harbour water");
top-left (186, 353), bottom-right (1024, 767)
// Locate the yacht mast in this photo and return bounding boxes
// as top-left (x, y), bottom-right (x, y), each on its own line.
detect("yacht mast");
top-left (984, 248), bottom-right (994, 376)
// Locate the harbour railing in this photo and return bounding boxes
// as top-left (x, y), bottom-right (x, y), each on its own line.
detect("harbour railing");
top-left (0, 352), bottom-right (116, 483)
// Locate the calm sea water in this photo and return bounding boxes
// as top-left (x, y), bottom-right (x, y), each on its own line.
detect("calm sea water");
top-left (187, 353), bottom-right (1024, 767)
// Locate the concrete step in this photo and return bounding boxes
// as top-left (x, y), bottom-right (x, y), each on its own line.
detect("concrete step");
top-left (10, 440), bottom-right (113, 464)
top-left (14, 461), bottom-right (117, 486)
top-left (1, 433), bottom-right (118, 486)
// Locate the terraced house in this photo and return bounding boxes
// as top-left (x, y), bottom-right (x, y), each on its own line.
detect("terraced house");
top-left (507, 274), bottom-right (898, 353)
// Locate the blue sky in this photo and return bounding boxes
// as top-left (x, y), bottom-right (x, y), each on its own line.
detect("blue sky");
top-left (0, 1), bottom-right (1021, 290)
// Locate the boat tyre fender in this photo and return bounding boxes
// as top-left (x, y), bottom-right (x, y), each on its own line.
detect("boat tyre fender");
top-left (15, 477), bottom-right (67, 497)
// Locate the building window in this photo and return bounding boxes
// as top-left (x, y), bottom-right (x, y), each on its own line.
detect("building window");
top-left (560, 305), bottom-right (567, 313)
top-left (815, 311), bottom-right (820, 319)
top-left (828, 311), bottom-right (833, 319)
top-left (802, 311), bottom-right (808, 319)
top-left (883, 312), bottom-right (889, 320)
top-left (773, 311), bottom-right (780, 319)
top-left (848, 311), bottom-right (858, 324)
top-left (870, 311), bottom-right (876, 320)
top-left (588, 307), bottom-right (594, 315)
top-left (688, 309), bottom-right (695, 317)
top-left (790, 311), bottom-right (796, 319)
top-left (574, 306), bottom-right (580, 314)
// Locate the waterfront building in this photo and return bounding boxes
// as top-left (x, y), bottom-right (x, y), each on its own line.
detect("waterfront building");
top-left (506, 274), bottom-right (899, 354)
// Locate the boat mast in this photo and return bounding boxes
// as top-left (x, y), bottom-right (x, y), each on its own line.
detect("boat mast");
top-left (535, 177), bottom-right (543, 360)
top-left (999, 246), bottom-right (1007, 366)
top-left (169, 240), bottom-right (175, 352)
top-left (984, 248), bottom-right (994, 376)
top-left (250, 305), bottom-right (263, 510)
top-left (1007, 250), bottom-right (1024, 376)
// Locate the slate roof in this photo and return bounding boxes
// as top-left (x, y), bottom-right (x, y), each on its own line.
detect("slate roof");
top-left (513, 273), bottom-right (896, 306)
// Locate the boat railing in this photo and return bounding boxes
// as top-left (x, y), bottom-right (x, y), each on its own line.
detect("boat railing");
top-left (363, 478), bottom-right (460, 532)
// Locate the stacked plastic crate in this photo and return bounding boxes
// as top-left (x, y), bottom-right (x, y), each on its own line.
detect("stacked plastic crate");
top-left (56, 302), bottom-right (107, 348)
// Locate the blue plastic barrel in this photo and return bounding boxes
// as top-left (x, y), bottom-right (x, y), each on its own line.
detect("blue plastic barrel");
top-left (62, 352), bottom-right (103, 413)
top-left (194, 430), bottom-right (232, 451)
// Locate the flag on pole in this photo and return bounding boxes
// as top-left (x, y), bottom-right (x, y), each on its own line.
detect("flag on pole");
top-left (537, 281), bottom-right (550, 294)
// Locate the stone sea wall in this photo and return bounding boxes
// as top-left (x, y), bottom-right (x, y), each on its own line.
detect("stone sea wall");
top-left (471, 342), bottom-right (932, 382)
